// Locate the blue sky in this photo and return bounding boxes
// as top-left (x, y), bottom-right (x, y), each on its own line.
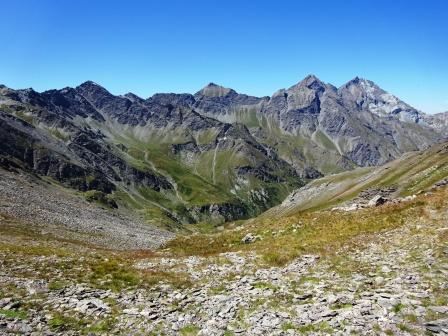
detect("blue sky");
top-left (1, 0), bottom-right (447, 113)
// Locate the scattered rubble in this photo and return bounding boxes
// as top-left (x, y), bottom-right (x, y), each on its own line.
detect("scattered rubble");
top-left (1, 212), bottom-right (448, 335)
top-left (333, 193), bottom-right (417, 212)
top-left (0, 169), bottom-right (173, 249)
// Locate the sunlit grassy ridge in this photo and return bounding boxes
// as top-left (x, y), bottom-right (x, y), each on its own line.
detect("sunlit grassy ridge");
top-left (262, 141), bottom-right (448, 216)
top-left (164, 187), bottom-right (445, 266)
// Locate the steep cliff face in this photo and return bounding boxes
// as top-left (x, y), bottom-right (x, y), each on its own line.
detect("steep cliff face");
top-left (425, 111), bottom-right (448, 136)
top-left (0, 113), bottom-right (109, 193)
top-left (0, 108), bottom-right (172, 196)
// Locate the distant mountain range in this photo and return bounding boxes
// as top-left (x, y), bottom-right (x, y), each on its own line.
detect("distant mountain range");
top-left (0, 75), bottom-right (446, 227)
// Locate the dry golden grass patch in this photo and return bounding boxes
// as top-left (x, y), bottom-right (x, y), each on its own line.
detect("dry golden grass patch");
top-left (0, 216), bottom-right (191, 291)
top-left (165, 188), bottom-right (447, 266)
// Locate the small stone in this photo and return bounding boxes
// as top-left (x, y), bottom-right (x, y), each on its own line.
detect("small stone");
top-left (381, 265), bottom-right (391, 273)
top-left (368, 195), bottom-right (388, 207)
top-left (295, 293), bottom-right (313, 300)
top-left (123, 308), bottom-right (140, 315)
top-left (0, 298), bottom-right (12, 309)
top-left (242, 233), bottom-right (259, 244)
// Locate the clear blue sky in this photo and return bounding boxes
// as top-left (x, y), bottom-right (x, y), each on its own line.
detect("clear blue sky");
top-left (1, 0), bottom-right (447, 113)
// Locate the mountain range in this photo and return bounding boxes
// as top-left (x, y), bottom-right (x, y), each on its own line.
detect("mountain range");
top-left (0, 75), bottom-right (446, 228)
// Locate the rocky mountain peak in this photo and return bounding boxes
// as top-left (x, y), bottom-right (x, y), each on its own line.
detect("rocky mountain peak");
top-left (341, 77), bottom-right (380, 93)
top-left (338, 77), bottom-right (424, 123)
top-left (196, 83), bottom-right (235, 97)
top-left (122, 92), bottom-right (143, 103)
top-left (75, 80), bottom-right (118, 102)
top-left (78, 80), bottom-right (102, 89)
top-left (0, 84), bottom-right (15, 96)
top-left (76, 81), bottom-right (112, 98)
top-left (343, 76), bottom-right (362, 85)
top-left (288, 74), bottom-right (327, 93)
top-left (302, 74), bottom-right (322, 85)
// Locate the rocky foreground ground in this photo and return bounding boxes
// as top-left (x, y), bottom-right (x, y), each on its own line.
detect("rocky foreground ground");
top-left (1, 187), bottom-right (448, 335)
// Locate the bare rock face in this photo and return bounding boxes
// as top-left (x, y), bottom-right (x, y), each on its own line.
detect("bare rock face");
top-left (192, 202), bottom-right (249, 224)
top-left (262, 75), bottom-right (327, 133)
top-left (261, 75), bottom-right (439, 167)
top-left (0, 112), bottom-right (114, 193)
top-left (0, 109), bottom-right (171, 195)
top-left (424, 111), bottom-right (448, 136)
top-left (338, 77), bottom-right (424, 123)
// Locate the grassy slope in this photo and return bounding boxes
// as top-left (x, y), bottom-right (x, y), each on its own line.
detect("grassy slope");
top-left (91, 119), bottom-right (299, 226)
top-left (202, 108), bottom-right (356, 175)
top-left (266, 141), bottom-right (448, 216)
top-left (85, 120), bottom-right (248, 226)
top-left (164, 180), bottom-right (447, 265)
top-left (254, 114), bottom-right (350, 174)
